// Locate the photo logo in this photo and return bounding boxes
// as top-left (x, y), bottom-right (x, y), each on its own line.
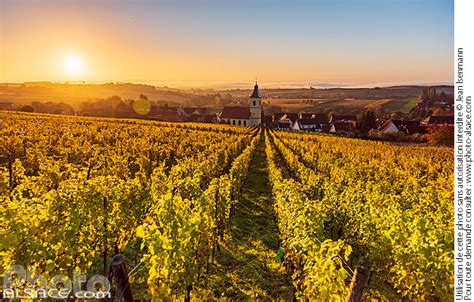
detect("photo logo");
top-left (2, 265), bottom-right (111, 299)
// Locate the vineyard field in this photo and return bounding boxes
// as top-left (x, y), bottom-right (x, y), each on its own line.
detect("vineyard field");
top-left (0, 111), bottom-right (453, 301)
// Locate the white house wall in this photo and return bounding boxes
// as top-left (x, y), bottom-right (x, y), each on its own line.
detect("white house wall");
top-left (381, 123), bottom-right (399, 134)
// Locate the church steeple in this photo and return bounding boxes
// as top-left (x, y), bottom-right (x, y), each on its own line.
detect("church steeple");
top-left (250, 81), bottom-right (261, 99)
top-left (249, 81), bottom-right (262, 127)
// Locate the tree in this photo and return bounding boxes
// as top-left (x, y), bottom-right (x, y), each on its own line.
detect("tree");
top-left (421, 86), bottom-right (436, 101)
top-left (357, 110), bottom-right (378, 133)
top-left (214, 94), bottom-right (223, 107)
top-left (109, 95), bottom-right (123, 107)
top-left (20, 105), bottom-right (35, 112)
top-left (425, 109), bottom-right (433, 118)
top-left (409, 110), bottom-right (419, 120)
top-left (433, 108), bottom-right (444, 116)
top-left (427, 125), bottom-right (454, 145)
top-left (439, 91), bottom-right (447, 102)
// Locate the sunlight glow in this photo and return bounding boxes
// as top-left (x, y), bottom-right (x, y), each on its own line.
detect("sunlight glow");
top-left (63, 54), bottom-right (84, 77)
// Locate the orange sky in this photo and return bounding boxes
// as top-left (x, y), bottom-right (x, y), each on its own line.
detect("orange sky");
top-left (0, 0), bottom-right (454, 88)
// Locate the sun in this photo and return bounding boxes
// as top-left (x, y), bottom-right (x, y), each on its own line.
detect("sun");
top-left (63, 54), bottom-right (84, 77)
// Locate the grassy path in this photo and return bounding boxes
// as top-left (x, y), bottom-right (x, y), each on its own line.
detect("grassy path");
top-left (205, 133), bottom-right (294, 300)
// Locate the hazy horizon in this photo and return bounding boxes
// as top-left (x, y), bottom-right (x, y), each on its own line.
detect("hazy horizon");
top-left (0, 79), bottom-right (454, 91)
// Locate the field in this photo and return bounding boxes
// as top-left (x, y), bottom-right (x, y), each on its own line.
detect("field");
top-left (380, 97), bottom-right (420, 112)
top-left (263, 97), bottom-right (421, 114)
top-left (0, 82), bottom-right (452, 114)
top-left (0, 111), bottom-right (453, 301)
top-left (0, 83), bottom-right (195, 107)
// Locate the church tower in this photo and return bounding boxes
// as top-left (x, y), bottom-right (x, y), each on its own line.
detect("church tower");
top-left (249, 82), bottom-right (262, 127)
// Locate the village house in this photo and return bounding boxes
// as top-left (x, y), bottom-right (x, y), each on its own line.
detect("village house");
top-left (276, 112), bottom-right (299, 129)
top-left (155, 110), bottom-right (183, 122)
top-left (177, 107), bottom-right (216, 123)
top-left (329, 121), bottom-right (354, 133)
top-left (328, 114), bottom-right (357, 125)
top-left (378, 116), bottom-right (454, 136)
top-left (292, 113), bottom-right (328, 132)
top-left (218, 83), bottom-right (263, 127)
top-left (327, 114), bottom-right (357, 134)
top-left (299, 113), bottom-right (314, 119)
top-left (311, 113), bottom-right (328, 123)
top-left (148, 106), bottom-right (215, 123)
top-left (0, 102), bottom-right (16, 111)
top-left (379, 119), bottom-right (420, 134)
top-left (405, 125), bottom-right (429, 135)
top-left (273, 112), bottom-right (286, 122)
top-left (421, 115), bottom-right (454, 126)
top-left (186, 113), bottom-right (217, 123)
top-left (292, 119), bottom-right (322, 132)
top-left (177, 107), bottom-right (208, 117)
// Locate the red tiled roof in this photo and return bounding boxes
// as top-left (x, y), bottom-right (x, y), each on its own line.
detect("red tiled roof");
top-left (390, 119), bottom-right (420, 128)
top-left (332, 121), bottom-right (353, 132)
top-left (299, 113), bottom-right (327, 123)
top-left (297, 119), bottom-right (319, 126)
top-left (405, 125), bottom-right (429, 135)
top-left (379, 119), bottom-right (419, 132)
top-left (187, 114), bottom-right (216, 123)
top-left (273, 113), bottom-right (286, 121)
top-left (329, 115), bottom-right (357, 123)
top-left (156, 111), bottom-right (182, 122)
top-left (281, 113), bottom-right (299, 122)
top-left (422, 115), bottom-right (454, 125)
top-left (220, 106), bottom-right (251, 119)
top-left (183, 107), bottom-right (208, 115)
top-left (300, 113), bottom-right (314, 119)
top-left (313, 113), bottom-right (328, 124)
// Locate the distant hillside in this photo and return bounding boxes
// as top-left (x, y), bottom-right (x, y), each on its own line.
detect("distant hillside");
top-left (0, 82), bottom-right (454, 115)
top-left (0, 82), bottom-right (199, 107)
top-left (222, 85), bottom-right (454, 100)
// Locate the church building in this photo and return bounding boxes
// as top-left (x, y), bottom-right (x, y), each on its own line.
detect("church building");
top-left (218, 83), bottom-right (263, 127)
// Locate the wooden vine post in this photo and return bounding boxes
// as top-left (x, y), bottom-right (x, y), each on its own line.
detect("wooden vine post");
top-left (346, 267), bottom-right (371, 302)
top-left (110, 254), bottom-right (134, 302)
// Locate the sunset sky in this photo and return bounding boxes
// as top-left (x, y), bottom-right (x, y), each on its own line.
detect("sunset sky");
top-left (0, 0), bottom-right (453, 88)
